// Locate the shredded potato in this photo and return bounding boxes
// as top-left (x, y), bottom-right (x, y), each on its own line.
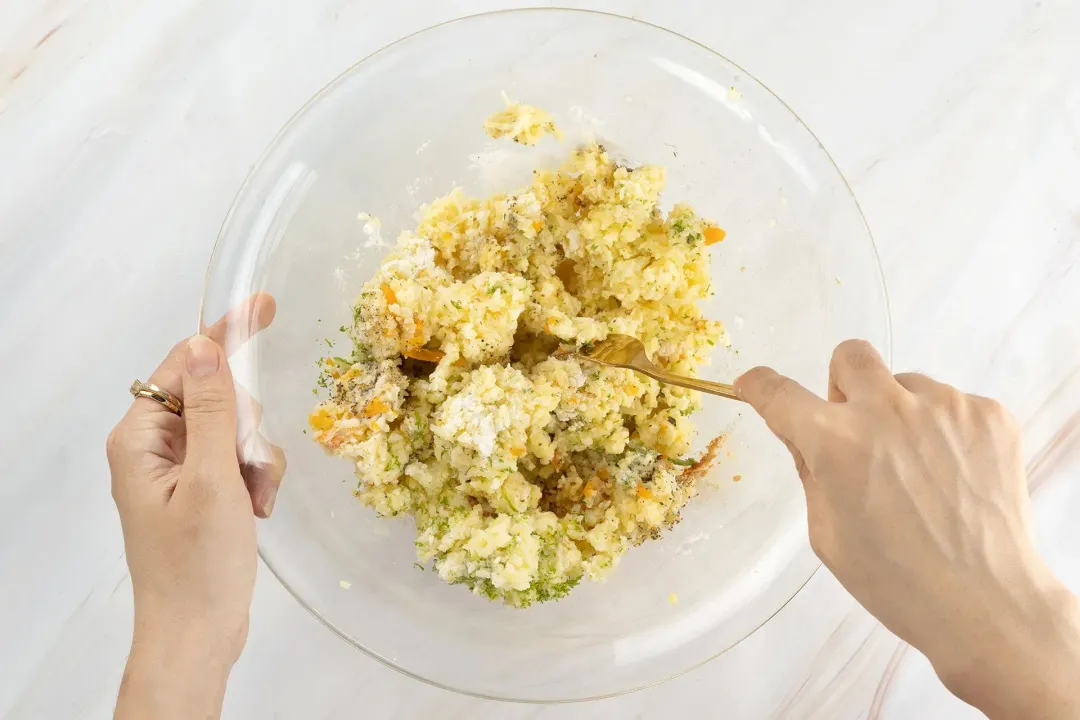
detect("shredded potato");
top-left (309, 102), bottom-right (728, 607)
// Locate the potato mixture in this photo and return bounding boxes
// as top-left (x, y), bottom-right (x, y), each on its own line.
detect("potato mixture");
top-left (309, 100), bottom-right (728, 607)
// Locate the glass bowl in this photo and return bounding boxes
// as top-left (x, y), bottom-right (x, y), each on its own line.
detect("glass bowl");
top-left (201, 9), bottom-right (890, 702)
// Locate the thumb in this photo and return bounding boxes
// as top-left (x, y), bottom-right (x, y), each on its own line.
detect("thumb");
top-left (182, 334), bottom-right (238, 470)
top-left (735, 366), bottom-right (825, 445)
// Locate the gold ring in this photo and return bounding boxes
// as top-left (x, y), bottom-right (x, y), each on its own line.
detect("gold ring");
top-left (129, 380), bottom-right (183, 416)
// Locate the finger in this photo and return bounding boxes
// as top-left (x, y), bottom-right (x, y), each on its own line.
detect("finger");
top-left (202, 292), bottom-right (277, 353)
top-left (828, 339), bottom-right (896, 401)
top-left (180, 335), bottom-right (238, 473)
top-left (241, 442), bottom-right (287, 518)
top-left (735, 366), bottom-right (827, 444)
top-left (894, 372), bottom-right (949, 398)
top-left (234, 382), bottom-right (286, 518)
top-left (128, 293), bottom-right (277, 419)
top-left (234, 382), bottom-right (265, 450)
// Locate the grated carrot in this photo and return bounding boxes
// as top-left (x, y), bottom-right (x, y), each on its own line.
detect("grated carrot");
top-left (308, 409), bottom-right (334, 431)
top-left (410, 317), bottom-right (425, 344)
top-left (636, 485), bottom-right (655, 500)
top-left (381, 283), bottom-right (398, 305)
top-left (704, 226), bottom-right (726, 245)
top-left (583, 480), bottom-right (597, 499)
top-left (510, 446), bottom-right (526, 458)
top-left (403, 347), bottom-right (445, 363)
top-left (532, 220), bottom-right (544, 232)
top-left (362, 398), bottom-right (391, 417)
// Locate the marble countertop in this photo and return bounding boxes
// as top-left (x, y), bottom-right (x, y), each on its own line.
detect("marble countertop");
top-left (2, 0), bottom-right (1078, 717)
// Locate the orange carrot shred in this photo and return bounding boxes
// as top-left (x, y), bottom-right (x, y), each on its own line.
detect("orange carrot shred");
top-left (308, 410), bottom-right (334, 431)
top-left (362, 398), bottom-right (391, 417)
top-left (402, 347), bottom-right (445, 363)
top-left (636, 485), bottom-right (655, 500)
top-left (704, 226), bottom-right (726, 245)
top-left (381, 284), bottom-right (398, 305)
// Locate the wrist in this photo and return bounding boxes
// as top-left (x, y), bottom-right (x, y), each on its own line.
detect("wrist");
top-left (117, 620), bottom-right (237, 720)
top-left (933, 569), bottom-right (1080, 719)
top-left (114, 601), bottom-right (245, 720)
top-left (133, 592), bottom-right (249, 667)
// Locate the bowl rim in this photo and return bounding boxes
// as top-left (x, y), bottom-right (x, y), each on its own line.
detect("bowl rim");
top-left (200, 6), bottom-right (892, 704)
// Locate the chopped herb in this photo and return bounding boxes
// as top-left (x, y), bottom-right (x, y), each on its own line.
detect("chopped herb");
top-left (324, 337), bottom-right (333, 349)
top-left (339, 325), bottom-right (349, 333)
top-left (413, 562), bottom-right (425, 571)
top-left (670, 457), bottom-right (696, 467)
top-left (332, 356), bottom-right (350, 365)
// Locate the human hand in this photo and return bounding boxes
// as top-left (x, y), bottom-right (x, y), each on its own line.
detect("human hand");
top-left (107, 294), bottom-right (282, 720)
top-left (736, 340), bottom-right (1080, 719)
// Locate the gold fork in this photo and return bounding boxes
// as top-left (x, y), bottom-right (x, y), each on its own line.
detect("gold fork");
top-left (557, 334), bottom-right (741, 401)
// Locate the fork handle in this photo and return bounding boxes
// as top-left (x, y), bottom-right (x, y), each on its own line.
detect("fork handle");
top-left (641, 367), bottom-right (742, 401)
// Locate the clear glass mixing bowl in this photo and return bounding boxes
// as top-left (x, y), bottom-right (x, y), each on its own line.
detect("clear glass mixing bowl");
top-left (201, 9), bottom-right (890, 702)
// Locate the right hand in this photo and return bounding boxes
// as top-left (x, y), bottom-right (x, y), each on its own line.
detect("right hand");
top-left (736, 340), bottom-right (1080, 719)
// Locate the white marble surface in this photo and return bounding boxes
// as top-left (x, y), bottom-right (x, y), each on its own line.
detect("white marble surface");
top-left (2, 0), bottom-right (1078, 717)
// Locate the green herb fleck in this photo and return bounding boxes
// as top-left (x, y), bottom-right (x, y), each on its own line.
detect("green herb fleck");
top-left (413, 562), bottom-right (424, 571)
top-left (670, 457), bottom-right (696, 467)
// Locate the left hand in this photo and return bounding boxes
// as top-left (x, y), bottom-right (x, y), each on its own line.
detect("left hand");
top-left (107, 294), bottom-right (281, 719)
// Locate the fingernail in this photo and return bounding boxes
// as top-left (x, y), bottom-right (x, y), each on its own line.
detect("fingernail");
top-left (260, 487), bottom-right (277, 517)
top-left (186, 335), bottom-right (220, 376)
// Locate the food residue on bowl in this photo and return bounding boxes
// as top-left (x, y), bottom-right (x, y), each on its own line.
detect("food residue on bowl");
top-left (310, 99), bottom-right (729, 607)
top-left (482, 91), bottom-right (563, 145)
